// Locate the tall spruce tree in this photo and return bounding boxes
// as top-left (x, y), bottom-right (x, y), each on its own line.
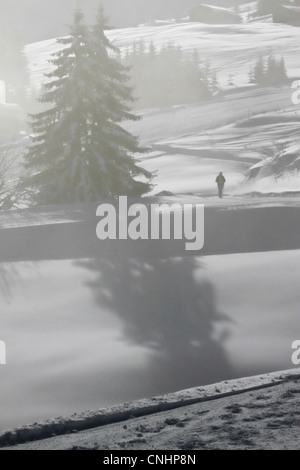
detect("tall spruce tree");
top-left (24, 6), bottom-right (152, 205)
top-left (88, 5), bottom-right (152, 198)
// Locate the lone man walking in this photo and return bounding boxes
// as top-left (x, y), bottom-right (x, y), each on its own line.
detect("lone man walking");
top-left (216, 172), bottom-right (226, 198)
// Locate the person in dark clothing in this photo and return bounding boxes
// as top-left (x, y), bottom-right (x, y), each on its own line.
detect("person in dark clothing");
top-left (216, 172), bottom-right (226, 198)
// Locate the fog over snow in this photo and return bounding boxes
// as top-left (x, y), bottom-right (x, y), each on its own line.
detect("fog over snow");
top-left (0, 5), bottom-right (300, 442)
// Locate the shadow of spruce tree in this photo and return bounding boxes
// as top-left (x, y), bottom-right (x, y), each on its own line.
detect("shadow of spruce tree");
top-left (77, 241), bottom-right (234, 394)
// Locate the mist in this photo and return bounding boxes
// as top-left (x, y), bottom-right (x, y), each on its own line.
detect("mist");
top-left (0, 0), bottom-right (248, 42)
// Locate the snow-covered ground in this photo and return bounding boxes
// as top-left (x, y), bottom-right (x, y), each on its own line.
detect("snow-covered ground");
top-left (23, 20), bottom-right (300, 196)
top-left (1, 369), bottom-right (299, 450)
top-left (0, 15), bottom-right (299, 444)
top-left (125, 88), bottom-right (299, 195)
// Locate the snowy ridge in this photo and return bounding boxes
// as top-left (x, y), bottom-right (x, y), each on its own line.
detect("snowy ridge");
top-left (25, 21), bottom-right (300, 91)
top-left (21, 20), bottom-right (300, 196)
top-left (1, 368), bottom-right (299, 448)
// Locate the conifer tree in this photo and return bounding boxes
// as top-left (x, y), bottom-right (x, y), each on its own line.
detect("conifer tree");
top-left (148, 41), bottom-right (157, 60)
top-left (88, 4), bottom-right (152, 198)
top-left (254, 55), bottom-right (265, 85)
top-left (24, 7), bottom-right (152, 205)
top-left (267, 54), bottom-right (277, 84)
top-left (249, 53), bottom-right (288, 86)
top-left (277, 57), bottom-right (288, 83)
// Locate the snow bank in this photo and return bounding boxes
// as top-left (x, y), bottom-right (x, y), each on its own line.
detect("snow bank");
top-left (0, 368), bottom-right (298, 448)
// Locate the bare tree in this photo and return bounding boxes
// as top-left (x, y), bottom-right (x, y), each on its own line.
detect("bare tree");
top-left (0, 145), bottom-right (23, 209)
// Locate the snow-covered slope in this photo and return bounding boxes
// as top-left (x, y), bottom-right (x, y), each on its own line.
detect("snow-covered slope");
top-left (1, 369), bottom-right (299, 449)
top-left (1, 16), bottom-right (299, 439)
top-left (23, 20), bottom-right (300, 195)
top-left (240, 141), bottom-right (300, 194)
top-left (25, 21), bottom-right (300, 90)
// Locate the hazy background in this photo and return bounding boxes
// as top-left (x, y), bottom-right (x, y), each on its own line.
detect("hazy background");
top-left (0, 0), bottom-right (247, 42)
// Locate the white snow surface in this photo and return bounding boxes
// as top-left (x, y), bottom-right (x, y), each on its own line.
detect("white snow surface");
top-left (23, 20), bottom-right (300, 195)
top-left (25, 21), bottom-right (300, 90)
top-left (1, 368), bottom-right (299, 448)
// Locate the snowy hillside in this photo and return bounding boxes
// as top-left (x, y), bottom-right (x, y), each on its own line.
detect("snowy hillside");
top-left (26, 21), bottom-right (300, 89)
top-left (1, 12), bottom-right (300, 437)
top-left (23, 19), bottom-right (300, 195)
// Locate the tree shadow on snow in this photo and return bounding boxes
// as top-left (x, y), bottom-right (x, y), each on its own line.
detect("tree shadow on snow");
top-left (77, 242), bottom-right (235, 395)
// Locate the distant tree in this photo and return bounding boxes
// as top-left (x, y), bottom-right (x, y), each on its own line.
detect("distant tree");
top-left (277, 57), bottom-right (288, 83)
top-left (249, 54), bottom-right (288, 86)
top-left (148, 41), bottom-right (157, 59)
top-left (23, 7), bottom-right (152, 205)
top-left (253, 55), bottom-right (266, 85)
top-left (228, 73), bottom-right (235, 87)
top-left (266, 54), bottom-right (277, 84)
top-left (248, 69), bottom-right (254, 84)
top-left (122, 42), bottom-right (218, 108)
top-left (137, 39), bottom-right (146, 57)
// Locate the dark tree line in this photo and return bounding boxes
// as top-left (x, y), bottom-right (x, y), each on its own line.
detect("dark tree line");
top-left (249, 54), bottom-right (288, 86)
top-left (122, 41), bottom-right (219, 109)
